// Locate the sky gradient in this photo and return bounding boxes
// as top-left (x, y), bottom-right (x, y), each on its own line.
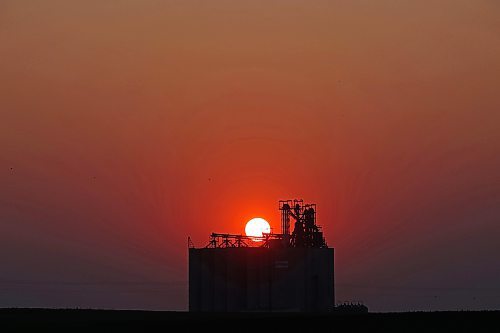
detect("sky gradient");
top-left (1, 0), bottom-right (500, 311)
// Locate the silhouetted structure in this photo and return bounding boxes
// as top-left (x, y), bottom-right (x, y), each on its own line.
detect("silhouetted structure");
top-left (189, 199), bottom-right (334, 312)
top-left (334, 302), bottom-right (369, 314)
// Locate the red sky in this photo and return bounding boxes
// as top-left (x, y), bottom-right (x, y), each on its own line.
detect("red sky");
top-left (1, 0), bottom-right (499, 311)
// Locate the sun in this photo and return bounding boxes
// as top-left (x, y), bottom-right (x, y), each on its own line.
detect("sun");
top-left (245, 217), bottom-right (271, 238)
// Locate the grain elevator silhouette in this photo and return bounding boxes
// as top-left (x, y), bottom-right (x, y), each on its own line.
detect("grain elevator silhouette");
top-left (189, 199), bottom-right (334, 312)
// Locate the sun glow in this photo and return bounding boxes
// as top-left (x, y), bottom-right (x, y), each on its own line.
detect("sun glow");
top-left (245, 217), bottom-right (271, 238)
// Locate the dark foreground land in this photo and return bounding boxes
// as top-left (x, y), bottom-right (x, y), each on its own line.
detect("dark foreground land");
top-left (1, 308), bottom-right (499, 332)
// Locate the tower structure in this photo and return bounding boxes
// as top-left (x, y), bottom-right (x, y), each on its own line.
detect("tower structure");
top-left (189, 199), bottom-right (334, 312)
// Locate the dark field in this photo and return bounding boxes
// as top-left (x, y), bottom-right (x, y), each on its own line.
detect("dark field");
top-left (1, 309), bottom-right (499, 332)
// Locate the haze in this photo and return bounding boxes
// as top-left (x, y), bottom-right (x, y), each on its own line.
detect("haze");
top-left (1, 0), bottom-right (499, 311)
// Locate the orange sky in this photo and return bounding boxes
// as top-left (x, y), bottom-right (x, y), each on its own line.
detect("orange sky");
top-left (1, 0), bottom-right (500, 311)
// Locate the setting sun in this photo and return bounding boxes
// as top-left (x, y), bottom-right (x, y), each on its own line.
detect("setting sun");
top-left (245, 218), bottom-right (271, 238)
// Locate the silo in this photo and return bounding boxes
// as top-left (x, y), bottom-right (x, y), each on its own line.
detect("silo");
top-left (189, 200), bottom-right (334, 312)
